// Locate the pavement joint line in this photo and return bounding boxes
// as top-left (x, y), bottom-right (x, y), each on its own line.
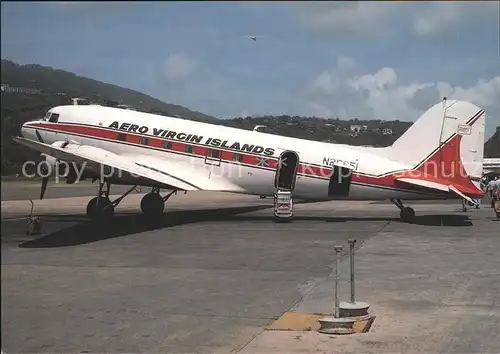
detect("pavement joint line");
top-left (234, 330), bottom-right (267, 353)
top-left (236, 218), bottom-right (393, 353)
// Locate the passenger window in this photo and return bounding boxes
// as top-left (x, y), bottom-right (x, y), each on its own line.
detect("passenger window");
top-left (185, 145), bottom-right (193, 153)
top-left (48, 113), bottom-right (59, 123)
top-left (117, 133), bottom-right (127, 141)
top-left (164, 141), bottom-right (172, 149)
top-left (232, 153), bottom-right (243, 162)
top-left (140, 137), bottom-right (149, 145)
top-left (208, 149), bottom-right (220, 158)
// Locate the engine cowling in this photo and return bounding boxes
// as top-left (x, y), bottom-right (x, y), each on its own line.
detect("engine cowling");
top-left (32, 141), bottom-right (75, 199)
top-left (38, 141), bottom-right (69, 178)
top-left (39, 154), bottom-right (59, 174)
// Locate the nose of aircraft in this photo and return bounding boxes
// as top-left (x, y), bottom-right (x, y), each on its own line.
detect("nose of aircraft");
top-left (20, 121), bottom-right (38, 140)
top-left (20, 121), bottom-right (30, 137)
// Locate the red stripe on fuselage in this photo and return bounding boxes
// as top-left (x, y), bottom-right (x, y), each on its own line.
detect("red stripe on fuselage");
top-left (24, 116), bottom-right (483, 198)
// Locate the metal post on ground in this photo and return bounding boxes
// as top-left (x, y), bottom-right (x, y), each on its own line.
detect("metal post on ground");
top-left (334, 245), bottom-right (342, 318)
top-left (318, 245), bottom-right (354, 334)
top-left (348, 239), bottom-right (356, 303)
top-left (339, 238), bottom-right (371, 320)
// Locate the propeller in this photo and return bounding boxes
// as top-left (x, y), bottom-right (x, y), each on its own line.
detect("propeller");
top-left (34, 130), bottom-right (54, 200)
top-left (40, 173), bottom-right (49, 199)
top-left (35, 130), bottom-right (44, 143)
top-left (39, 155), bottom-right (50, 200)
top-left (33, 131), bottom-right (71, 199)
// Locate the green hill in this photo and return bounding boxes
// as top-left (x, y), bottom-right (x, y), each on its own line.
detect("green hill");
top-left (1, 59), bottom-right (219, 122)
top-left (484, 127), bottom-right (500, 158)
top-left (1, 59), bottom-right (499, 175)
top-left (1, 59), bottom-right (219, 174)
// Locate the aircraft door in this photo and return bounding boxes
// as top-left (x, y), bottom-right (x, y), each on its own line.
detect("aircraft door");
top-left (204, 148), bottom-right (222, 166)
top-left (328, 165), bottom-right (352, 197)
top-left (274, 150), bottom-right (299, 191)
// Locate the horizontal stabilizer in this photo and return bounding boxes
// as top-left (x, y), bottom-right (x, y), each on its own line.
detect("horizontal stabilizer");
top-left (396, 177), bottom-right (480, 206)
top-left (448, 185), bottom-right (478, 206)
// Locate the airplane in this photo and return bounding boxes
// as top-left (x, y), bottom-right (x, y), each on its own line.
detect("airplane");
top-left (13, 98), bottom-right (487, 223)
top-left (482, 158), bottom-right (500, 183)
top-left (244, 35), bottom-right (264, 41)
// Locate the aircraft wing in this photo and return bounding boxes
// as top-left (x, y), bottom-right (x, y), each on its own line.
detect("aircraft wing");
top-left (13, 137), bottom-right (241, 192)
top-left (395, 177), bottom-right (480, 205)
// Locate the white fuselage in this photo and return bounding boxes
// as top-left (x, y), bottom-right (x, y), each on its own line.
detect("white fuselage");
top-left (20, 105), bottom-right (459, 201)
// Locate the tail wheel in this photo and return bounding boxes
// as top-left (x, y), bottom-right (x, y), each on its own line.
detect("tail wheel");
top-left (400, 207), bottom-right (415, 222)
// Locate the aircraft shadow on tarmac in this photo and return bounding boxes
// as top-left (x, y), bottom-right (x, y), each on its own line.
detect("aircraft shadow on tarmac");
top-left (19, 203), bottom-right (473, 249)
top-left (229, 214), bottom-right (473, 227)
top-left (18, 204), bottom-right (273, 248)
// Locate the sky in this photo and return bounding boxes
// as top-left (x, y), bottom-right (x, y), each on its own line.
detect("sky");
top-left (1, 1), bottom-right (499, 138)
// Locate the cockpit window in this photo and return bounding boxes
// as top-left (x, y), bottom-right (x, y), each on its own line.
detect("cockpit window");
top-left (48, 113), bottom-right (59, 123)
top-left (44, 111), bottom-right (52, 120)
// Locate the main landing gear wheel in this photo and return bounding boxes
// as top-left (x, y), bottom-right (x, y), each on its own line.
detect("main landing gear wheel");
top-left (140, 188), bottom-right (179, 218)
top-left (390, 198), bottom-right (416, 223)
top-left (84, 182), bottom-right (179, 221)
top-left (400, 207), bottom-right (415, 222)
top-left (85, 181), bottom-right (139, 221)
top-left (86, 196), bottom-right (114, 221)
top-left (141, 192), bottom-right (165, 217)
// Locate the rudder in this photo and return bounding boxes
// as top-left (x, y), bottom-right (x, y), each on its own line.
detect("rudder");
top-left (389, 99), bottom-right (486, 189)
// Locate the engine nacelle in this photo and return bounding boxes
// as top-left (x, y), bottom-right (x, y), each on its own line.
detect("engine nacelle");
top-left (38, 154), bottom-right (68, 178)
top-left (42, 154), bottom-right (58, 168)
top-left (30, 141), bottom-right (90, 183)
top-left (37, 141), bottom-right (70, 178)
top-left (65, 163), bottom-right (82, 184)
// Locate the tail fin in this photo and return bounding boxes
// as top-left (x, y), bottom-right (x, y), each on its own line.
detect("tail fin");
top-left (389, 99), bottom-right (486, 190)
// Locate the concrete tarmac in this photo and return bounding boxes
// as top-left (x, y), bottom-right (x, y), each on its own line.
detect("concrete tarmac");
top-left (1, 183), bottom-right (499, 353)
top-left (1, 179), bottom-right (137, 201)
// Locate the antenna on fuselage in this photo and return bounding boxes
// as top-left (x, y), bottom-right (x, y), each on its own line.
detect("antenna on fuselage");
top-left (438, 96), bottom-right (447, 142)
top-left (437, 96), bottom-right (450, 168)
top-left (72, 98), bottom-right (81, 105)
top-left (71, 97), bottom-right (90, 105)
